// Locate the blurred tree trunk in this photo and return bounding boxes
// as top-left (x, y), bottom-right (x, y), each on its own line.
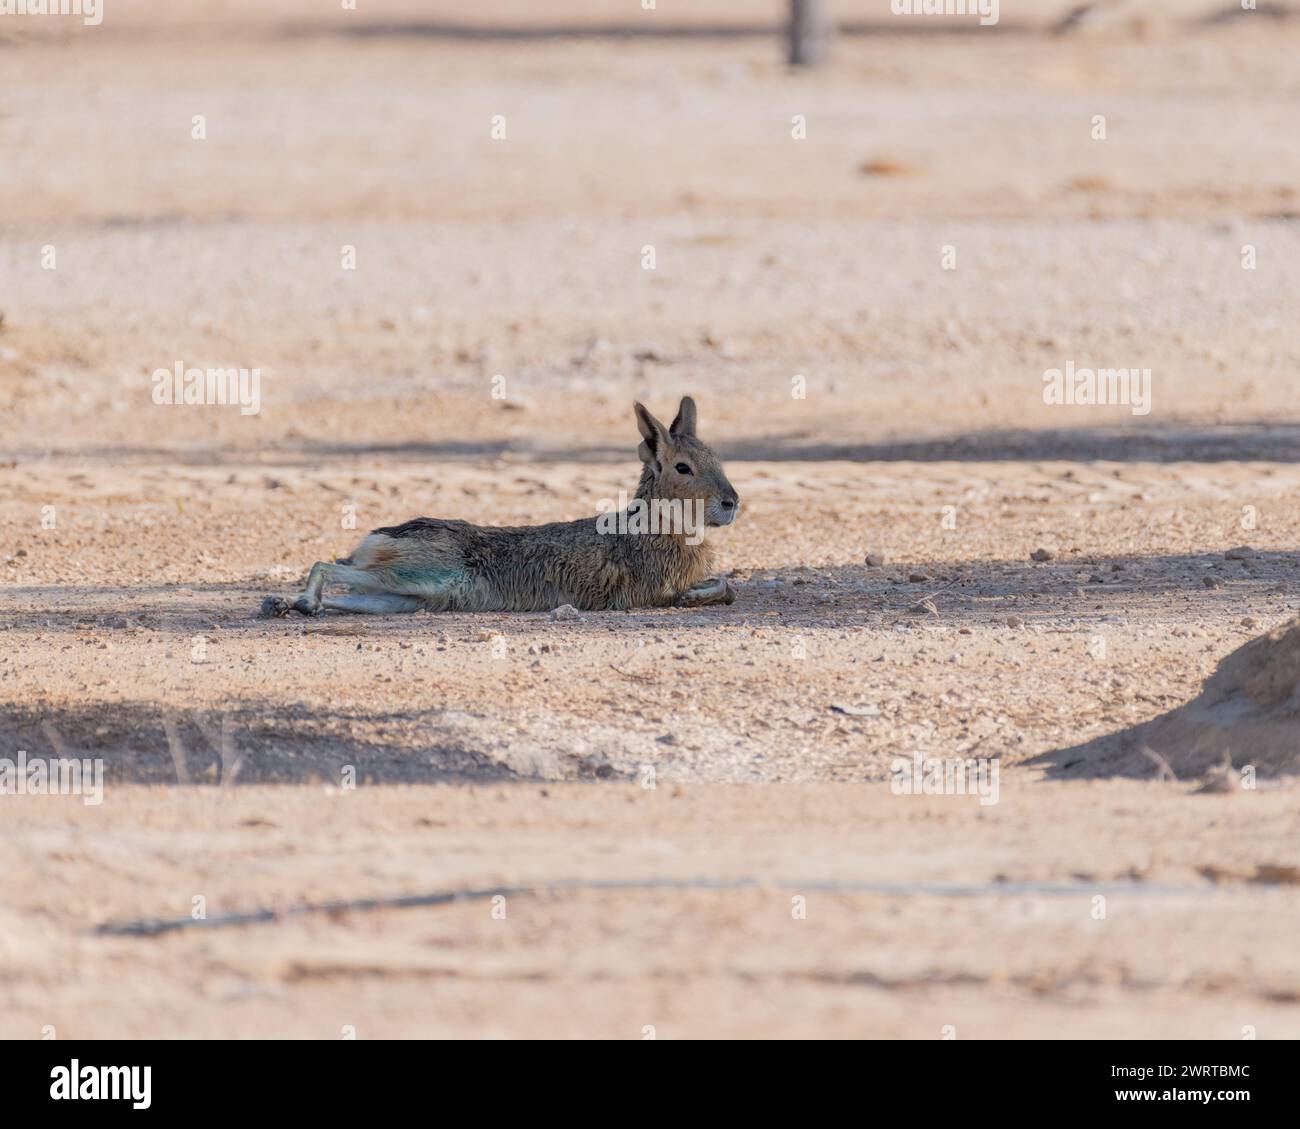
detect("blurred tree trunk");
top-left (788, 0), bottom-right (832, 66)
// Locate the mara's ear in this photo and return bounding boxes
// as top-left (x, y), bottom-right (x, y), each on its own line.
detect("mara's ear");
top-left (669, 395), bottom-right (697, 439)
top-left (634, 401), bottom-right (669, 465)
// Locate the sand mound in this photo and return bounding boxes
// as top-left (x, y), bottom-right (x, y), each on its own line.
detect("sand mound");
top-left (1041, 619), bottom-right (1300, 781)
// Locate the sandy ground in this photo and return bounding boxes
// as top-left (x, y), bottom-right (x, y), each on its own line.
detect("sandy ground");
top-left (3, 1), bottom-right (1300, 1038)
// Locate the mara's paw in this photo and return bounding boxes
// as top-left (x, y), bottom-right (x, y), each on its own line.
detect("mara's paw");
top-left (259, 596), bottom-right (292, 618)
top-left (291, 596), bottom-right (322, 617)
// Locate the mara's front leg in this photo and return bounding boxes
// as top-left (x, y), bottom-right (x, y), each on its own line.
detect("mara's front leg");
top-left (674, 577), bottom-right (736, 608)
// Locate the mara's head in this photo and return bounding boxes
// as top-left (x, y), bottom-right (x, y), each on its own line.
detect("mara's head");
top-left (634, 397), bottom-right (740, 527)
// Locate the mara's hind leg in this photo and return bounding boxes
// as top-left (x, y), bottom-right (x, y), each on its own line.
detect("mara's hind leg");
top-left (259, 532), bottom-right (471, 618)
top-left (260, 561), bottom-right (386, 618)
top-left (674, 577), bottom-right (736, 608)
top-left (297, 561), bottom-right (384, 615)
top-left (259, 589), bottom-right (423, 618)
top-left (319, 593), bottom-right (424, 615)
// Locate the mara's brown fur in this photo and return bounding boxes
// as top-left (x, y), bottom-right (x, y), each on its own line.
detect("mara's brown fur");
top-left (260, 397), bottom-right (740, 617)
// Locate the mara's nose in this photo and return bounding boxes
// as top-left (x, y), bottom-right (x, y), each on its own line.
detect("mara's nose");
top-left (721, 495), bottom-right (739, 513)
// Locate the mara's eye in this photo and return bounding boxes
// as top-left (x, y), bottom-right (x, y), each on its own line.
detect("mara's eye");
top-left (675, 463), bottom-right (694, 476)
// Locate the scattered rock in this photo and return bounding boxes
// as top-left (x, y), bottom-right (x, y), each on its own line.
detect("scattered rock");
top-left (1065, 174), bottom-right (1115, 194)
top-left (907, 572), bottom-right (929, 583)
top-left (859, 157), bottom-right (920, 177)
top-left (829, 702), bottom-right (881, 718)
top-left (1030, 548), bottom-right (1054, 562)
top-left (1203, 575), bottom-right (1223, 589)
top-left (1006, 614), bottom-right (1024, 627)
top-left (1225, 546), bottom-right (1258, 561)
top-left (909, 598), bottom-right (939, 616)
top-left (864, 553), bottom-right (886, 567)
top-left (1241, 616), bottom-right (1258, 629)
top-left (550, 604), bottom-right (582, 621)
